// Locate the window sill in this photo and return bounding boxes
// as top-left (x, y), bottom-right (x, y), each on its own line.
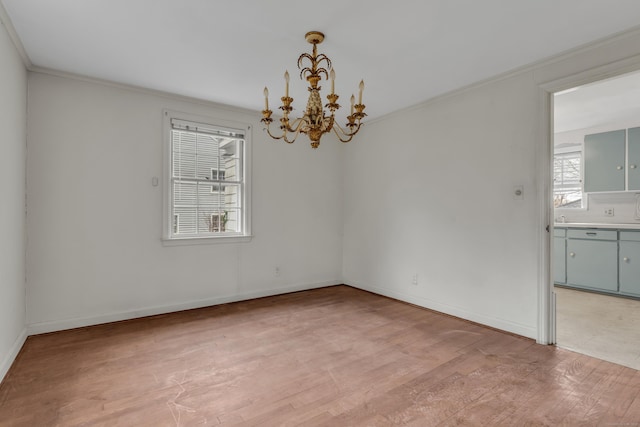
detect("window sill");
top-left (555, 206), bottom-right (588, 212)
top-left (162, 234), bottom-right (253, 246)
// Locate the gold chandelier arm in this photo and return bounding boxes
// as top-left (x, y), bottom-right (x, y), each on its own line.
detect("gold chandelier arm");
top-left (331, 122), bottom-right (362, 143)
top-left (282, 126), bottom-right (303, 144)
top-left (263, 119), bottom-right (305, 144)
top-left (283, 117), bottom-right (305, 133)
top-left (263, 123), bottom-right (287, 141)
top-left (283, 118), bottom-right (306, 143)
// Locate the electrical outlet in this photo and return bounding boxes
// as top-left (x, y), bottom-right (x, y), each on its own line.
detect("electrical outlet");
top-left (275, 266), bottom-right (281, 277)
top-left (604, 208), bottom-right (614, 217)
top-left (412, 274), bottom-right (418, 285)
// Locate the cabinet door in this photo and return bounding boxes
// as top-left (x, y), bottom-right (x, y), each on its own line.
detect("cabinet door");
top-left (620, 241), bottom-right (640, 296)
top-left (553, 236), bottom-right (566, 284)
top-left (628, 127), bottom-right (640, 191)
top-left (584, 130), bottom-right (626, 192)
top-left (566, 239), bottom-right (618, 291)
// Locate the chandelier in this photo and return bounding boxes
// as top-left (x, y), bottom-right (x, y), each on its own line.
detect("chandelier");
top-left (260, 31), bottom-right (366, 149)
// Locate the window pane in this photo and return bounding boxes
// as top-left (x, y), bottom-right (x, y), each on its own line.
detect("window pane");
top-left (554, 151), bottom-right (582, 208)
top-left (199, 209), bottom-right (224, 233)
top-left (172, 131), bottom-right (196, 154)
top-left (198, 182), bottom-right (224, 207)
top-left (221, 139), bottom-right (241, 182)
top-left (223, 209), bottom-right (241, 232)
top-left (173, 181), bottom-right (197, 205)
top-left (173, 206), bottom-right (197, 235)
top-left (173, 152), bottom-right (196, 179)
top-left (196, 134), bottom-right (220, 180)
top-left (223, 184), bottom-right (241, 210)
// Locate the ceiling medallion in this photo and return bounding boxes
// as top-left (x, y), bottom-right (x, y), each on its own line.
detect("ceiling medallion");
top-left (261, 31), bottom-right (366, 149)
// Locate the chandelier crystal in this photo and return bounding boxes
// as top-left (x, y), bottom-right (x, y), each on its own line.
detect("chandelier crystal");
top-left (261, 31), bottom-right (366, 149)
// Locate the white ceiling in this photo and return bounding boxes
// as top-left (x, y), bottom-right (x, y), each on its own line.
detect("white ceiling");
top-left (3, 0), bottom-right (640, 121)
top-left (554, 70), bottom-right (640, 133)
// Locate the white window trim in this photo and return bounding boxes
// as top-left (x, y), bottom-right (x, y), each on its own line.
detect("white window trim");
top-left (162, 109), bottom-right (252, 245)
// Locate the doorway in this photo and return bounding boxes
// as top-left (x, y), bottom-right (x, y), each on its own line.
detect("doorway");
top-left (549, 70), bottom-right (640, 369)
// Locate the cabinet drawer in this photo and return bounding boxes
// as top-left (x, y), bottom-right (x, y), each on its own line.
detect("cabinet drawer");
top-left (554, 228), bottom-right (566, 237)
top-left (567, 229), bottom-right (617, 240)
top-left (620, 231), bottom-right (640, 242)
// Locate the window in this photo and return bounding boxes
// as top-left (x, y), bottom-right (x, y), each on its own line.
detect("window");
top-left (554, 150), bottom-right (583, 208)
top-left (164, 111), bottom-right (251, 242)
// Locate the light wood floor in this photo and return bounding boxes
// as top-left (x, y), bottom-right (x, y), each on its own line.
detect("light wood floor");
top-left (555, 286), bottom-right (640, 370)
top-left (1, 286), bottom-right (639, 426)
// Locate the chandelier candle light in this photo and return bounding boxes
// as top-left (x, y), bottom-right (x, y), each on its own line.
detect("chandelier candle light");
top-left (261, 31), bottom-right (366, 149)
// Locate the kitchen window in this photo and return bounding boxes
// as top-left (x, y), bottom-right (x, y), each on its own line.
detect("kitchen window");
top-left (554, 150), bottom-right (584, 209)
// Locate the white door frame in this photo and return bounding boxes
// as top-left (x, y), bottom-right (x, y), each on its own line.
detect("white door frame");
top-left (536, 54), bottom-right (640, 345)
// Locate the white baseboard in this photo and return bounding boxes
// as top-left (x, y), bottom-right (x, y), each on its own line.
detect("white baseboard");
top-left (346, 281), bottom-right (537, 340)
top-left (0, 328), bottom-right (28, 384)
top-left (28, 281), bottom-right (338, 335)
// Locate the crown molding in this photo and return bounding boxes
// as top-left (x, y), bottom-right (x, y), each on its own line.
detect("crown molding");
top-left (0, 1), bottom-right (32, 68)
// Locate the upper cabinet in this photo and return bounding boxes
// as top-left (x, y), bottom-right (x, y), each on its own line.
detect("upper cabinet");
top-left (584, 128), bottom-right (640, 192)
top-left (628, 127), bottom-right (640, 191)
top-left (584, 130), bottom-right (625, 192)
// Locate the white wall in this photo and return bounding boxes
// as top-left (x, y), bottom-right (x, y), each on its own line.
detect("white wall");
top-left (343, 29), bottom-right (640, 339)
top-left (26, 73), bottom-right (344, 332)
top-left (343, 73), bottom-right (540, 337)
top-left (0, 16), bottom-right (27, 381)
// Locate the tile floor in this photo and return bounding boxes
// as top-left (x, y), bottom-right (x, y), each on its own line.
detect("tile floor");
top-left (555, 286), bottom-right (640, 370)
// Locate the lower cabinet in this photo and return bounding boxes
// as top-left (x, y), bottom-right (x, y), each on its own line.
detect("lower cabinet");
top-left (555, 227), bottom-right (640, 296)
top-left (566, 238), bottom-right (618, 292)
top-left (553, 229), bottom-right (566, 284)
top-left (564, 229), bottom-right (618, 292)
top-left (620, 231), bottom-right (640, 296)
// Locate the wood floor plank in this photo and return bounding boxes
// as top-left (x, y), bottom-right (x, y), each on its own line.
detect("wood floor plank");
top-left (598, 368), bottom-right (640, 423)
top-left (0, 285), bottom-right (637, 426)
top-left (620, 380), bottom-right (640, 423)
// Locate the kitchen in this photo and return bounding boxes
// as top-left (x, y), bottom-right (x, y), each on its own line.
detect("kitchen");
top-left (553, 70), bottom-right (640, 369)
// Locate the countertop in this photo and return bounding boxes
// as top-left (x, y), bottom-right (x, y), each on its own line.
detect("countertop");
top-left (554, 222), bottom-right (640, 230)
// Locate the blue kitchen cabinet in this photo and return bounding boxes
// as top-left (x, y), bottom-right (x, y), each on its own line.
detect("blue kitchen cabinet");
top-left (628, 127), bottom-right (640, 191)
top-left (566, 229), bottom-right (618, 292)
top-left (584, 129), bottom-right (626, 192)
top-left (553, 228), bottom-right (566, 284)
top-left (619, 231), bottom-right (640, 296)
